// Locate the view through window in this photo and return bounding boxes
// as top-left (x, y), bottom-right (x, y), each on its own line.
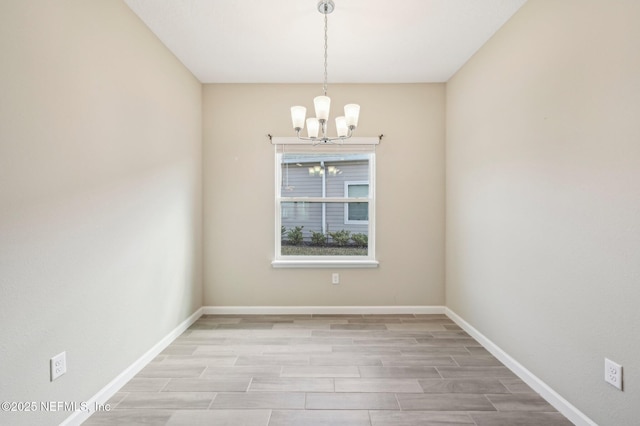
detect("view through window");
top-left (275, 149), bottom-right (375, 262)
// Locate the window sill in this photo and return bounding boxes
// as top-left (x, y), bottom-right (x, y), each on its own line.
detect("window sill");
top-left (272, 259), bottom-right (379, 269)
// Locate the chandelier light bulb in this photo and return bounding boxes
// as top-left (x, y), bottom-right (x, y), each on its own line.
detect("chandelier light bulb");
top-left (306, 118), bottom-right (320, 138)
top-left (291, 106), bottom-right (307, 131)
top-left (335, 116), bottom-right (348, 137)
top-left (344, 104), bottom-right (360, 129)
top-left (314, 96), bottom-right (331, 121)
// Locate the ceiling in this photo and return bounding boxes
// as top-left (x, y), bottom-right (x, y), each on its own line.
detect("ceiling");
top-left (124, 0), bottom-right (527, 84)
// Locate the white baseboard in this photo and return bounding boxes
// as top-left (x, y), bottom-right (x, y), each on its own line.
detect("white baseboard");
top-left (61, 307), bottom-right (204, 426)
top-left (445, 308), bottom-right (596, 426)
top-left (202, 305), bottom-right (446, 315)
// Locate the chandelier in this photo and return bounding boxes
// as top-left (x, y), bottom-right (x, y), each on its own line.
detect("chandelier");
top-left (290, 0), bottom-right (360, 144)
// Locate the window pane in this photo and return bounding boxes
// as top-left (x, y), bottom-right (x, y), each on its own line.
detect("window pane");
top-left (280, 161), bottom-right (323, 197)
top-left (348, 202), bottom-right (368, 221)
top-left (348, 184), bottom-right (369, 197)
top-left (281, 153), bottom-right (369, 198)
top-left (281, 202), bottom-right (322, 234)
top-left (346, 183), bottom-right (369, 222)
top-left (281, 202), bottom-right (368, 257)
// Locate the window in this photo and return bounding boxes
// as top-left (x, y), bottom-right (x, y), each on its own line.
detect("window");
top-left (273, 142), bottom-right (377, 268)
top-left (345, 182), bottom-right (369, 224)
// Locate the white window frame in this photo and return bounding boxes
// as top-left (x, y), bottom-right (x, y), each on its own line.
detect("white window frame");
top-left (344, 181), bottom-right (370, 225)
top-left (272, 139), bottom-right (378, 269)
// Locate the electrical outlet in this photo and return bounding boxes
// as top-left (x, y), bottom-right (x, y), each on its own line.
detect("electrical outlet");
top-left (604, 358), bottom-right (622, 390)
top-left (332, 273), bottom-right (340, 284)
top-left (50, 352), bottom-right (67, 381)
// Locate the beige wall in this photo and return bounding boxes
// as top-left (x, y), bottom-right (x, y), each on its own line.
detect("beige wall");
top-left (446, 1), bottom-right (640, 425)
top-left (0, 1), bottom-right (202, 425)
top-left (203, 84), bottom-right (445, 306)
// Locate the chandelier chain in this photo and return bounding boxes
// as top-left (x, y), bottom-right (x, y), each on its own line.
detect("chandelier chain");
top-left (323, 10), bottom-right (328, 96)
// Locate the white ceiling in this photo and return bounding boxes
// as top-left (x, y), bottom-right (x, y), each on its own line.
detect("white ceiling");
top-left (124, 0), bottom-right (527, 84)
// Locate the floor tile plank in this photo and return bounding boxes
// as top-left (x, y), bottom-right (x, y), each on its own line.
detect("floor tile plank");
top-left (396, 393), bottom-right (496, 411)
top-left (268, 410), bottom-right (371, 426)
top-left (335, 378), bottom-right (423, 393)
top-left (436, 366), bottom-right (518, 379)
top-left (418, 378), bottom-right (510, 394)
top-left (120, 378), bottom-right (170, 392)
top-left (359, 366), bottom-right (441, 378)
top-left (249, 377), bottom-right (334, 392)
top-left (162, 378), bottom-right (250, 392)
top-left (116, 392), bottom-right (215, 409)
top-left (166, 409), bottom-right (271, 426)
top-left (486, 393), bottom-right (558, 412)
top-left (470, 412), bottom-right (574, 426)
top-left (306, 392), bottom-right (399, 409)
top-left (281, 365), bottom-right (360, 377)
top-left (369, 410), bottom-right (475, 426)
top-left (83, 409), bottom-right (174, 425)
top-left (201, 366), bottom-right (282, 377)
top-left (136, 364), bottom-right (206, 379)
top-left (210, 392), bottom-right (305, 409)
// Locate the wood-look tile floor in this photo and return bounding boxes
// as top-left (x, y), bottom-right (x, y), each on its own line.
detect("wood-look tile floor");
top-left (85, 314), bottom-right (574, 425)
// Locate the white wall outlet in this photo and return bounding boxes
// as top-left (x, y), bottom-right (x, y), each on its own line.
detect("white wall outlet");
top-left (50, 351), bottom-right (67, 381)
top-left (604, 358), bottom-right (622, 390)
top-left (332, 273), bottom-right (340, 284)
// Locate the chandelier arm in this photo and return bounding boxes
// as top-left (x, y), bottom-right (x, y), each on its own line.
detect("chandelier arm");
top-left (295, 121), bottom-right (355, 144)
top-left (294, 130), bottom-right (314, 141)
top-left (295, 135), bottom-right (352, 144)
top-left (329, 127), bottom-right (353, 142)
top-left (296, 132), bottom-right (355, 145)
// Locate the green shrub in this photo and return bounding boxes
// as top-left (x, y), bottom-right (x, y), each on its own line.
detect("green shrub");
top-left (281, 225), bottom-right (287, 239)
top-left (287, 225), bottom-right (304, 245)
top-left (329, 229), bottom-right (351, 246)
top-left (310, 231), bottom-right (327, 246)
top-left (351, 233), bottom-right (368, 248)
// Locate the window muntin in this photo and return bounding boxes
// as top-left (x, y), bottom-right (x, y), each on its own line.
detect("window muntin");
top-left (275, 150), bottom-right (375, 264)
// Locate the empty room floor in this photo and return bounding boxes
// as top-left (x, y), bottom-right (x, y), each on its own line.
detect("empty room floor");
top-left (84, 314), bottom-right (573, 425)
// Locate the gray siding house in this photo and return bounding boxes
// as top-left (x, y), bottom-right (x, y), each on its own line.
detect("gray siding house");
top-left (280, 154), bottom-right (369, 243)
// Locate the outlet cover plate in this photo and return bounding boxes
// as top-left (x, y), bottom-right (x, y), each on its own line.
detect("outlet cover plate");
top-left (51, 352), bottom-right (67, 381)
top-left (604, 358), bottom-right (622, 390)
